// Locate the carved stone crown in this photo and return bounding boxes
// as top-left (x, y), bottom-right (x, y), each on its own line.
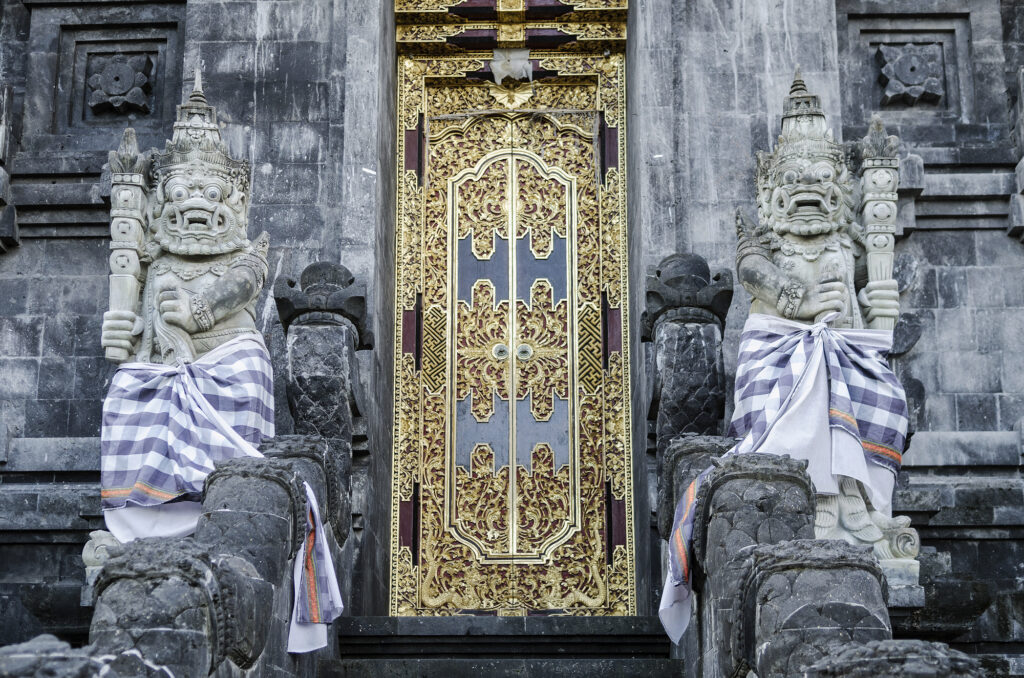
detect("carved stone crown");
top-left (770, 71), bottom-right (843, 165)
top-left (152, 69), bottom-right (250, 193)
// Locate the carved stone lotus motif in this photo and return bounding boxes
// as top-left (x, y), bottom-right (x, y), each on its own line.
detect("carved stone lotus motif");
top-left (87, 54), bottom-right (154, 114)
top-left (877, 43), bottom-right (945, 106)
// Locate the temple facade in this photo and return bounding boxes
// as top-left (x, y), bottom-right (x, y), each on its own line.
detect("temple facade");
top-left (0, 0), bottom-right (1022, 676)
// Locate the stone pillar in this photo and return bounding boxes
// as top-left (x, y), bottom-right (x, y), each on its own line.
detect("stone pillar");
top-left (733, 540), bottom-right (892, 678)
top-left (644, 252), bottom-right (733, 450)
top-left (0, 85), bottom-right (17, 253)
top-left (275, 260), bottom-right (369, 608)
top-left (688, 454), bottom-right (817, 677)
top-left (274, 261), bottom-right (370, 443)
top-left (802, 639), bottom-right (984, 678)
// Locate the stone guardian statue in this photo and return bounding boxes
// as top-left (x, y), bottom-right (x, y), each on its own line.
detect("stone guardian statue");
top-left (96, 70), bottom-right (275, 542)
top-left (102, 70), bottom-right (269, 365)
top-left (732, 73), bottom-right (917, 560)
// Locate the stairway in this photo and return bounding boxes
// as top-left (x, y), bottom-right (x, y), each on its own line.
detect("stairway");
top-left (319, 616), bottom-right (679, 677)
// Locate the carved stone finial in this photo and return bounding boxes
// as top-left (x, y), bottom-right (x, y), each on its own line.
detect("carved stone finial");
top-left (860, 114), bottom-right (900, 159)
top-left (192, 64), bottom-right (205, 101)
top-left (274, 261), bottom-right (371, 348)
top-left (790, 67), bottom-right (806, 95)
top-left (642, 252), bottom-right (732, 340)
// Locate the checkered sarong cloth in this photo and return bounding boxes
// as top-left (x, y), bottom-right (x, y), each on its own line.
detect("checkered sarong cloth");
top-left (667, 313), bottom-right (908, 588)
top-left (728, 314), bottom-right (907, 472)
top-left (102, 334), bottom-right (343, 644)
top-left (101, 335), bottom-right (275, 509)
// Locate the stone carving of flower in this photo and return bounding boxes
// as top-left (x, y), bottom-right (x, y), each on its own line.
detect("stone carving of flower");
top-left (87, 54), bottom-right (154, 114)
top-left (877, 43), bottom-right (944, 106)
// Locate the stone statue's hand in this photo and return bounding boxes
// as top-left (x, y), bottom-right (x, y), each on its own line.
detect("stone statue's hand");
top-left (798, 280), bottom-right (847, 320)
top-left (858, 279), bottom-right (899, 324)
top-left (101, 310), bottom-right (140, 352)
top-left (158, 289), bottom-right (201, 333)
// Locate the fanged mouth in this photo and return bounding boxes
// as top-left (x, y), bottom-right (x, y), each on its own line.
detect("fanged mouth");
top-left (176, 207), bottom-right (228, 233)
top-left (786, 191), bottom-right (837, 219)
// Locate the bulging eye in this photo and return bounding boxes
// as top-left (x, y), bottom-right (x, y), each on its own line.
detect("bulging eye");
top-left (783, 170), bottom-right (798, 184)
top-left (204, 186), bottom-right (222, 202)
top-left (819, 167), bottom-right (834, 181)
top-left (170, 186), bottom-right (188, 202)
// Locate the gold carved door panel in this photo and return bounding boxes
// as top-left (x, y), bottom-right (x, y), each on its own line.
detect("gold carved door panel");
top-left (391, 55), bottom-right (634, 616)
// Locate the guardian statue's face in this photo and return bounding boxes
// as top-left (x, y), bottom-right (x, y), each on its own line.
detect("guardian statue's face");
top-left (151, 161), bottom-right (248, 255)
top-left (758, 151), bottom-right (855, 238)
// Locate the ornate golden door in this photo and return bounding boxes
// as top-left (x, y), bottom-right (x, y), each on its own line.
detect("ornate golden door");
top-left (391, 53), bottom-right (633, 616)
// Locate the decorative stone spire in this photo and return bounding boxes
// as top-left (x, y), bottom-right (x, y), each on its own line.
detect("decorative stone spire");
top-left (777, 69), bottom-right (836, 159)
top-left (153, 63), bottom-right (247, 189)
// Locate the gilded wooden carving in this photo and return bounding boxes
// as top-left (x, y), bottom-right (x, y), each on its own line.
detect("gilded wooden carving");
top-left (391, 50), bottom-right (632, 616)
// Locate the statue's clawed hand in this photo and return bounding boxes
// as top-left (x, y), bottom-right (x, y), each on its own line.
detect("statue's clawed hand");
top-left (857, 280), bottom-right (899, 324)
top-left (158, 288), bottom-right (201, 333)
top-left (799, 280), bottom-right (847, 321)
top-left (101, 310), bottom-right (142, 352)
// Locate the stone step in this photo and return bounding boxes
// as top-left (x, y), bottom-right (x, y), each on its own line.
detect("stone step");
top-left (319, 658), bottom-right (680, 678)
top-left (333, 616), bottom-right (670, 660)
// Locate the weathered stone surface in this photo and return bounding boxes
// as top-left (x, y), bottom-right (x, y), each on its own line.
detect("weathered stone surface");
top-left (656, 435), bottom-right (734, 540)
top-left (686, 454), bottom-right (818, 677)
top-left (91, 539), bottom-right (272, 676)
top-left (198, 457), bottom-right (307, 584)
top-left (737, 540), bottom-right (892, 678)
top-left (803, 638), bottom-right (984, 677)
top-left (692, 454), bottom-right (817, 575)
top-left (0, 634), bottom-right (173, 678)
top-left (262, 435), bottom-right (352, 548)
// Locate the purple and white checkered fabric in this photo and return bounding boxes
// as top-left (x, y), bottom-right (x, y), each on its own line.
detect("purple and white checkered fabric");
top-left (728, 314), bottom-right (908, 472)
top-left (101, 335), bottom-right (275, 510)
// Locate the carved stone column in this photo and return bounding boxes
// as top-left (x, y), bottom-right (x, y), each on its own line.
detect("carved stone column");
top-left (688, 454), bottom-right (817, 676)
top-left (274, 261), bottom-right (368, 609)
top-left (275, 261), bottom-right (370, 443)
top-left (733, 540), bottom-right (892, 678)
top-left (802, 639), bottom-right (984, 678)
top-left (643, 253), bottom-right (733, 451)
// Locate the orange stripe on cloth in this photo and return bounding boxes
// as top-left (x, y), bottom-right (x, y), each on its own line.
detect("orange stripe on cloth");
top-left (101, 482), bottom-right (180, 501)
top-left (303, 508), bottom-right (321, 623)
top-left (828, 408), bottom-right (858, 428)
top-left (673, 528), bottom-right (689, 581)
top-left (862, 440), bottom-right (902, 463)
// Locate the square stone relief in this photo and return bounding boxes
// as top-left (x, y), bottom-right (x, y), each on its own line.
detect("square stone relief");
top-left (20, 2), bottom-right (185, 153)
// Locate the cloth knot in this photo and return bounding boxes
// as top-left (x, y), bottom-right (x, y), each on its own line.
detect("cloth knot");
top-left (809, 311), bottom-right (842, 337)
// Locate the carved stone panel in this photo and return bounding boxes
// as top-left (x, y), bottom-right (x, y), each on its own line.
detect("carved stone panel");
top-left (21, 2), bottom-right (185, 153)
